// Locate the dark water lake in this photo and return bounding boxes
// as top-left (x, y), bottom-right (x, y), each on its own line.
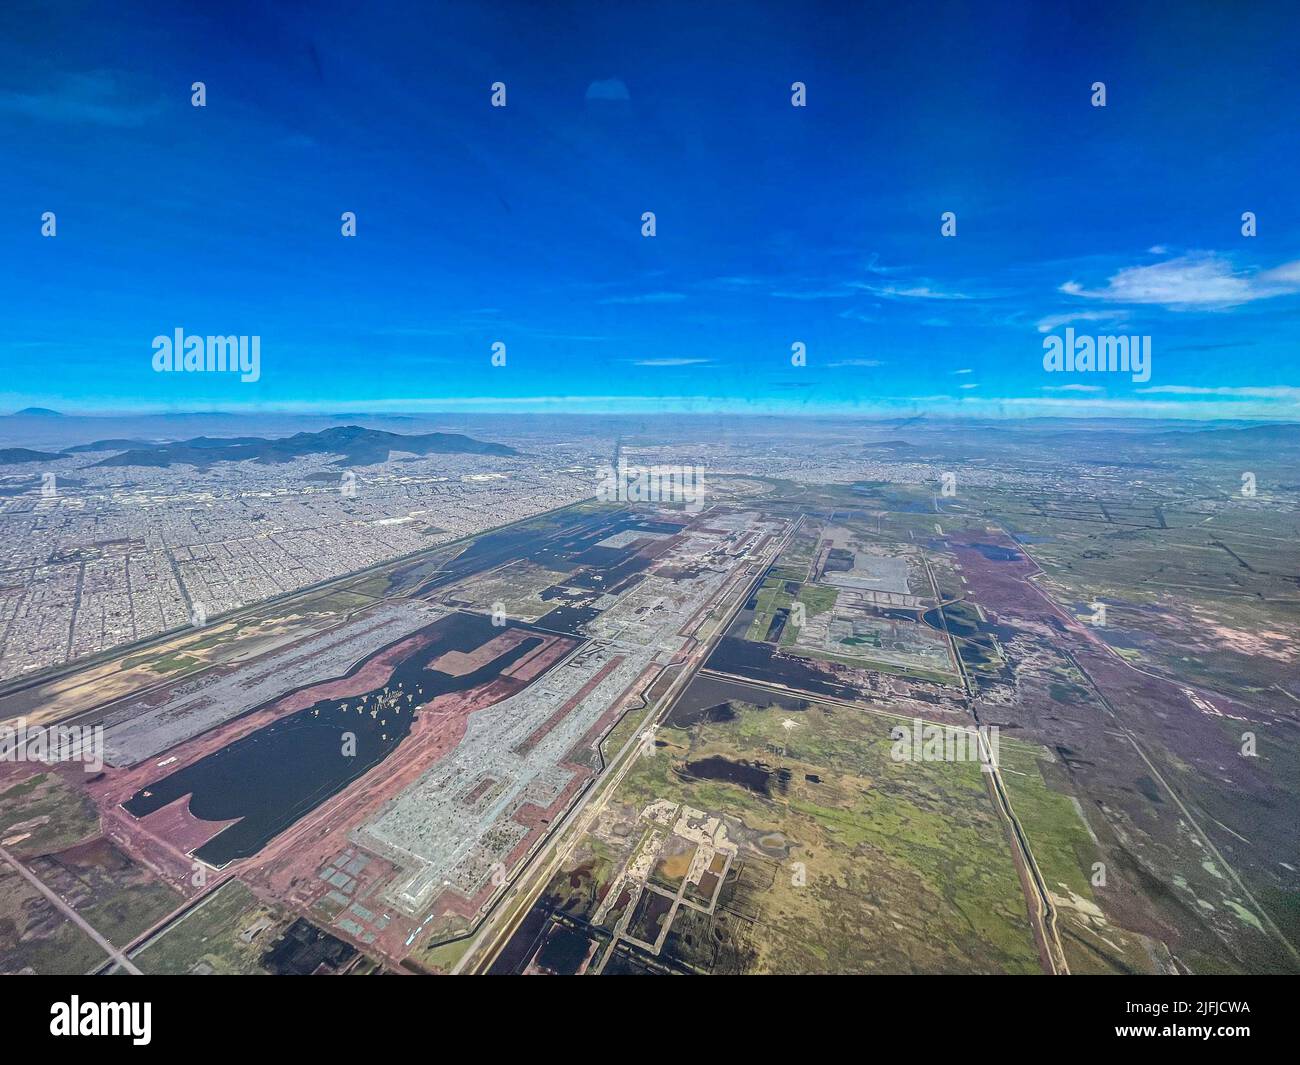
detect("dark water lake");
top-left (667, 673), bottom-right (812, 728)
top-left (535, 924), bottom-right (593, 974)
top-left (124, 612), bottom-right (548, 866)
top-left (705, 636), bottom-right (865, 702)
top-left (414, 509), bottom-right (681, 598)
top-left (681, 755), bottom-right (774, 794)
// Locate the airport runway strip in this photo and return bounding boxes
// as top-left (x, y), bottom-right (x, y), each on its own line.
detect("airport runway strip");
top-left (454, 515), bottom-right (804, 974)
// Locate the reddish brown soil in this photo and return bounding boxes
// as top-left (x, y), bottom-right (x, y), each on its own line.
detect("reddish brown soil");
top-left (426, 628), bottom-right (536, 677)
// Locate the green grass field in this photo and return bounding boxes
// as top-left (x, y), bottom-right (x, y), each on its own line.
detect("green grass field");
top-left (602, 696), bottom-right (1043, 973)
top-left (132, 879), bottom-right (287, 975)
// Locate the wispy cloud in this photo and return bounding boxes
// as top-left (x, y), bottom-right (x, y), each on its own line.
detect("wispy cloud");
top-left (1261, 261), bottom-right (1300, 285)
top-left (855, 283), bottom-right (974, 301)
top-left (1036, 310), bottom-right (1128, 333)
top-left (827, 358), bottom-right (885, 368)
top-left (1135, 384), bottom-right (1300, 399)
top-left (771, 289), bottom-right (853, 300)
top-left (630, 357), bottom-right (711, 367)
top-left (861, 253), bottom-right (907, 276)
top-left (0, 71), bottom-right (162, 126)
top-left (889, 395), bottom-right (1300, 419)
top-left (705, 276), bottom-right (766, 289)
top-left (598, 292), bottom-right (685, 305)
top-left (838, 308), bottom-right (877, 323)
top-left (1043, 383), bottom-right (1105, 393)
top-left (1060, 252), bottom-right (1300, 310)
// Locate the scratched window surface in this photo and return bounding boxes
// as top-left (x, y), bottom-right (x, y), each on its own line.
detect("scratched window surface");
top-left (0, 1), bottom-right (1297, 984)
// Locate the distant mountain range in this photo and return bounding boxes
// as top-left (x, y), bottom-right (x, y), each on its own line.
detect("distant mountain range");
top-left (0, 447), bottom-right (62, 465)
top-left (62, 439), bottom-right (156, 453)
top-left (1150, 423), bottom-right (1299, 444)
top-left (83, 425), bottom-right (518, 468)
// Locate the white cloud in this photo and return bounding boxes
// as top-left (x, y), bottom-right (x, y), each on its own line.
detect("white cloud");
top-left (1035, 310), bottom-right (1127, 333)
top-left (598, 291), bottom-right (685, 305)
top-left (1135, 384), bottom-right (1300, 399)
top-left (827, 358), bottom-right (885, 368)
top-left (1060, 253), bottom-right (1300, 310)
top-left (631, 358), bottom-right (710, 367)
top-left (952, 368), bottom-right (972, 375)
top-left (856, 283), bottom-right (973, 301)
top-left (1260, 261), bottom-right (1300, 285)
top-left (897, 395), bottom-right (1300, 418)
top-left (1043, 384), bottom-right (1105, 393)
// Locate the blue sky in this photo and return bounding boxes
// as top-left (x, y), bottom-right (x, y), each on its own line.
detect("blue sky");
top-left (2, 0), bottom-right (1298, 419)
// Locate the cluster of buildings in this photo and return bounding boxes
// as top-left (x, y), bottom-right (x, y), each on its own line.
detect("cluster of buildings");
top-left (0, 449), bottom-right (596, 681)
